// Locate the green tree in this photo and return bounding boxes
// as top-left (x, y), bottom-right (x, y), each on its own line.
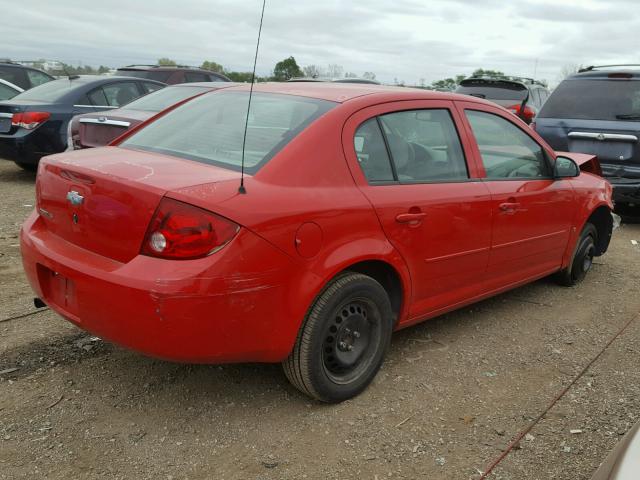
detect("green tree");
top-left (201, 60), bottom-right (225, 73)
top-left (429, 74), bottom-right (466, 91)
top-left (471, 68), bottom-right (505, 78)
top-left (225, 71), bottom-right (255, 82)
top-left (273, 56), bottom-right (303, 81)
top-left (157, 57), bottom-right (177, 66)
top-left (362, 71), bottom-right (376, 81)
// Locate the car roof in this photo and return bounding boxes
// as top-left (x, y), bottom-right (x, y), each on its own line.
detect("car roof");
top-left (118, 65), bottom-right (210, 72)
top-left (569, 68), bottom-right (640, 79)
top-left (220, 81), bottom-right (492, 105)
top-left (288, 77), bottom-right (381, 85)
top-left (168, 82), bottom-right (240, 88)
top-left (48, 75), bottom-right (166, 85)
top-left (459, 76), bottom-right (546, 89)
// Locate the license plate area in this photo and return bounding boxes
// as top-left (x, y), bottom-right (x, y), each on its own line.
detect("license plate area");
top-left (37, 264), bottom-right (79, 318)
top-left (569, 139), bottom-right (634, 162)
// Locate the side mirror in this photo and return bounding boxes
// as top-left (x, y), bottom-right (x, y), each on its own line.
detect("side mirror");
top-left (554, 156), bottom-right (580, 178)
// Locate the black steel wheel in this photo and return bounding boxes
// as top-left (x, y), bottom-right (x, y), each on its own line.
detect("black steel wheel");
top-left (556, 223), bottom-right (598, 286)
top-left (283, 272), bottom-right (394, 403)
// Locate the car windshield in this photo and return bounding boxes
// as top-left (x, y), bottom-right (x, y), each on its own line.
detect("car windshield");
top-left (118, 70), bottom-right (173, 83)
top-left (121, 91), bottom-right (336, 173)
top-left (539, 79), bottom-right (640, 120)
top-left (12, 78), bottom-right (83, 102)
top-left (456, 81), bottom-right (528, 101)
top-left (123, 85), bottom-right (211, 112)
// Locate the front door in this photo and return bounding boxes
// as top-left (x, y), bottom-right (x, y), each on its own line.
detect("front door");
top-left (460, 105), bottom-right (575, 288)
top-left (343, 101), bottom-right (493, 321)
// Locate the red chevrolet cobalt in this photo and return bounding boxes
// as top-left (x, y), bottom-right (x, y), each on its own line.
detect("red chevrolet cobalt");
top-left (21, 83), bottom-right (613, 402)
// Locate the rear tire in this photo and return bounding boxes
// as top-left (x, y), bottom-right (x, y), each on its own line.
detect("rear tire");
top-left (14, 161), bottom-right (37, 172)
top-left (556, 223), bottom-right (598, 286)
top-left (282, 273), bottom-right (394, 403)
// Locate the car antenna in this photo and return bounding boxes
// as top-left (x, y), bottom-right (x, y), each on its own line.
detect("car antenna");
top-left (238, 0), bottom-right (266, 195)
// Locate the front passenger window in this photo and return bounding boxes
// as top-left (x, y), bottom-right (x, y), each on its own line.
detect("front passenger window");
top-left (466, 110), bottom-right (551, 179)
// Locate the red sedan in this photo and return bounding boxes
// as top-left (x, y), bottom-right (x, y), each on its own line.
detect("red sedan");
top-left (21, 83), bottom-right (614, 402)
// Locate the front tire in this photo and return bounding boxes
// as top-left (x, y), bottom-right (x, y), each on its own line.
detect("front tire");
top-left (283, 273), bottom-right (394, 403)
top-left (556, 223), bottom-right (598, 286)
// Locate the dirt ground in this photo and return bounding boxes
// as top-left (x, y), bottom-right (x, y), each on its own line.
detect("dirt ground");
top-left (1, 159), bottom-right (639, 480)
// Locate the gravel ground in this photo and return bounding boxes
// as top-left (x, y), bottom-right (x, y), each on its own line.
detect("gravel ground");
top-left (0, 159), bottom-right (639, 480)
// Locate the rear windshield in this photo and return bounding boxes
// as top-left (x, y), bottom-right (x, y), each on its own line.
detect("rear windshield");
top-left (456, 80), bottom-right (528, 101)
top-left (118, 70), bottom-right (172, 83)
top-left (12, 78), bottom-right (82, 102)
top-left (121, 91), bottom-right (336, 173)
top-left (539, 79), bottom-right (640, 120)
top-left (123, 85), bottom-right (210, 112)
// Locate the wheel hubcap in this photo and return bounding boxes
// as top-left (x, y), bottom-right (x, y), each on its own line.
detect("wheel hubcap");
top-left (322, 300), bottom-right (378, 383)
top-left (582, 243), bottom-right (595, 272)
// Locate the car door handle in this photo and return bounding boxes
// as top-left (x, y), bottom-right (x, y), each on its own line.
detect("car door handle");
top-left (499, 202), bottom-right (521, 213)
top-left (395, 212), bottom-right (427, 224)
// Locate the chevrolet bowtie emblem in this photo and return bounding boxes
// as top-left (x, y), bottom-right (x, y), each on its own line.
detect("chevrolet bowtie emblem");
top-left (66, 190), bottom-right (84, 206)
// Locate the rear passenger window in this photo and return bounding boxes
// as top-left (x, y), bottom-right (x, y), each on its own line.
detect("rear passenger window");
top-left (87, 87), bottom-right (108, 106)
top-left (102, 82), bottom-right (141, 106)
top-left (466, 110), bottom-right (551, 179)
top-left (378, 109), bottom-right (468, 182)
top-left (184, 72), bottom-right (208, 83)
top-left (354, 119), bottom-right (394, 182)
top-left (142, 82), bottom-right (164, 93)
top-left (26, 69), bottom-right (52, 87)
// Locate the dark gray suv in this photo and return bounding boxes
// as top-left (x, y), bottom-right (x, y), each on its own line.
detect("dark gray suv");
top-left (535, 65), bottom-right (640, 206)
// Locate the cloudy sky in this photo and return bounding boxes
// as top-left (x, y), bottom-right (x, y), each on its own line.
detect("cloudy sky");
top-left (4, 0), bottom-right (639, 86)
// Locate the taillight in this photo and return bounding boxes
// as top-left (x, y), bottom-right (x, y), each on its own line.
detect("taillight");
top-left (507, 104), bottom-right (536, 123)
top-left (12, 111), bottom-right (51, 130)
top-left (141, 198), bottom-right (239, 260)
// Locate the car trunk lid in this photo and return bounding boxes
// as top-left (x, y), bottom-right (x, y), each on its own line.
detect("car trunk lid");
top-left (537, 119), bottom-right (640, 179)
top-left (36, 146), bottom-right (241, 263)
top-left (77, 109), bottom-right (151, 148)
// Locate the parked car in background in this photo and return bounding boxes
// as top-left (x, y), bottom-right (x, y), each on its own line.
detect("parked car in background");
top-left (0, 60), bottom-right (54, 90)
top-left (68, 82), bottom-right (238, 149)
top-left (455, 76), bottom-right (549, 124)
top-left (590, 421), bottom-right (640, 479)
top-left (534, 65), bottom-right (640, 209)
top-left (116, 65), bottom-right (231, 84)
top-left (21, 83), bottom-right (612, 403)
top-left (0, 78), bottom-right (23, 101)
top-left (0, 75), bottom-right (165, 170)
top-left (288, 77), bottom-right (380, 85)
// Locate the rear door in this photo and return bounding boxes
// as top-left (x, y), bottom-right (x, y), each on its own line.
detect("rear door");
top-left (343, 100), bottom-right (492, 320)
top-left (457, 102), bottom-right (575, 288)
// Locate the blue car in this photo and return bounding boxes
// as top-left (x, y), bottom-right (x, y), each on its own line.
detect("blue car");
top-left (534, 65), bottom-right (640, 207)
top-left (0, 75), bottom-right (165, 170)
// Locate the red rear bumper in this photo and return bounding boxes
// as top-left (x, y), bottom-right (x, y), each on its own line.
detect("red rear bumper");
top-left (20, 211), bottom-right (299, 363)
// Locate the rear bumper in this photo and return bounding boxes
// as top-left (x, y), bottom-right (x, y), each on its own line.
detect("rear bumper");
top-left (0, 127), bottom-right (64, 165)
top-left (609, 178), bottom-right (640, 204)
top-left (20, 211), bottom-right (300, 363)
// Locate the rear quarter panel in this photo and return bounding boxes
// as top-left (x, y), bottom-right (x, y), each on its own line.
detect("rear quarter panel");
top-left (168, 103), bottom-right (413, 349)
